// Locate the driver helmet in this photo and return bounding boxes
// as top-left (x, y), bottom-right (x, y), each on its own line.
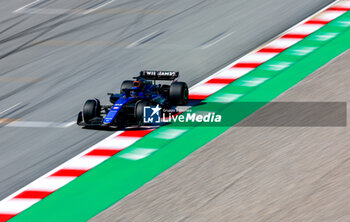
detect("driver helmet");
top-left (130, 87), bottom-right (139, 97)
top-left (132, 78), bottom-right (146, 88)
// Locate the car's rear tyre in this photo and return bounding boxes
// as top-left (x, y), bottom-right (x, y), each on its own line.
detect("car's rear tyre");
top-left (120, 80), bottom-right (134, 94)
top-left (134, 100), bottom-right (149, 126)
top-left (83, 99), bottom-right (101, 122)
top-left (169, 82), bottom-right (188, 105)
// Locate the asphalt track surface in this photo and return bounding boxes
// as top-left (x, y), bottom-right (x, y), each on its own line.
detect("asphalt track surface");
top-left (92, 50), bottom-right (350, 221)
top-left (0, 0), bottom-right (334, 203)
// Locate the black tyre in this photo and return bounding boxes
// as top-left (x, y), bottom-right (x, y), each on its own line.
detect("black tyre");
top-left (169, 82), bottom-right (188, 105)
top-left (120, 80), bottom-right (134, 94)
top-left (134, 100), bottom-right (149, 125)
top-left (83, 99), bottom-right (101, 122)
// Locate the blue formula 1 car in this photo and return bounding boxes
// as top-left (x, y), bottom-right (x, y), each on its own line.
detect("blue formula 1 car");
top-left (77, 70), bottom-right (189, 128)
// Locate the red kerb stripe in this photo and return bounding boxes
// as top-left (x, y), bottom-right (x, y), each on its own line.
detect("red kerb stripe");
top-left (327, 6), bottom-right (350, 11)
top-left (232, 63), bottom-right (261, 68)
top-left (258, 48), bottom-right (285, 53)
top-left (206, 78), bottom-right (236, 84)
top-left (189, 94), bottom-right (209, 100)
top-left (14, 190), bottom-right (52, 199)
top-left (305, 20), bottom-right (329, 25)
top-left (0, 214), bottom-right (16, 222)
top-left (51, 169), bottom-right (87, 177)
top-left (85, 149), bottom-right (121, 157)
top-left (282, 33), bottom-right (309, 39)
top-left (118, 130), bottom-right (153, 138)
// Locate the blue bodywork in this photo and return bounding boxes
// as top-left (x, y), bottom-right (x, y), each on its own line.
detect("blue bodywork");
top-left (103, 83), bottom-right (167, 125)
top-left (103, 93), bottom-right (165, 125)
top-left (103, 96), bottom-right (135, 124)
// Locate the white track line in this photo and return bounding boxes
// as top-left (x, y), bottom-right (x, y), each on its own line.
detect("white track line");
top-left (13, 0), bottom-right (42, 13)
top-left (83, 0), bottom-right (115, 15)
top-left (201, 31), bottom-right (234, 49)
top-left (127, 31), bottom-right (160, 48)
top-left (5, 121), bottom-right (75, 128)
top-left (0, 103), bottom-right (21, 116)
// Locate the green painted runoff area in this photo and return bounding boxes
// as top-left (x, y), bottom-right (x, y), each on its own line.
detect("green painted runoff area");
top-left (12, 11), bottom-right (350, 222)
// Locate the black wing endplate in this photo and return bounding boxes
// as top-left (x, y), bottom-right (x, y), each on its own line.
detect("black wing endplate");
top-left (139, 70), bottom-right (179, 80)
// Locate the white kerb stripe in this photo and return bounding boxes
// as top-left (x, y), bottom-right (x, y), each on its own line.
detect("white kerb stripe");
top-left (267, 38), bottom-right (301, 48)
top-left (190, 83), bottom-right (226, 95)
top-left (0, 199), bottom-right (40, 214)
top-left (239, 52), bottom-right (278, 63)
top-left (287, 24), bottom-right (323, 34)
top-left (215, 68), bottom-right (253, 79)
top-left (335, 1), bottom-right (350, 8)
top-left (63, 156), bottom-right (109, 170)
top-left (315, 11), bottom-right (345, 21)
top-left (93, 137), bottom-right (140, 149)
top-left (26, 176), bottom-right (75, 192)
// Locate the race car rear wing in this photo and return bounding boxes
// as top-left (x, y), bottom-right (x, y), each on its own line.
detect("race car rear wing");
top-left (138, 70), bottom-right (179, 81)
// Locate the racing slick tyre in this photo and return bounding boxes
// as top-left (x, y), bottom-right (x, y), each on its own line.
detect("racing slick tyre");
top-left (120, 80), bottom-right (134, 94)
top-left (83, 99), bottom-right (101, 122)
top-left (169, 82), bottom-right (188, 105)
top-left (135, 100), bottom-right (149, 126)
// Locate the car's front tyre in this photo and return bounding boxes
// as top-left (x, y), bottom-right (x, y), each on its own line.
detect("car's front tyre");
top-left (134, 100), bottom-right (150, 126)
top-left (83, 99), bottom-right (101, 123)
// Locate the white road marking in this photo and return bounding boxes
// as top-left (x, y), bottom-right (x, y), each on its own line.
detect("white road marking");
top-left (215, 68), bottom-right (253, 79)
top-left (13, 0), bottom-right (42, 13)
top-left (206, 93), bottom-right (243, 103)
top-left (201, 32), bottom-right (234, 49)
top-left (26, 176), bottom-right (75, 192)
top-left (118, 148), bottom-right (157, 160)
top-left (287, 24), bottom-right (323, 35)
top-left (0, 199), bottom-right (40, 214)
top-left (5, 121), bottom-right (75, 128)
top-left (267, 38), bottom-right (302, 49)
top-left (189, 83), bottom-right (227, 96)
top-left (127, 31), bottom-right (160, 48)
top-left (336, 20), bottom-right (350, 27)
top-left (0, 103), bottom-right (22, 116)
top-left (335, 1), bottom-right (350, 8)
top-left (14, 0), bottom-right (115, 15)
top-left (263, 62), bottom-right (292, 71)
top-left (239, 52), bottom-right (279, 63)
top-left (239, 77), bottom-right (269, 87)
top-left (95, 137), bottom-right (139, 149)
top-left (151, 129), bottom-right (187, 139)
top-left (287, 47), bottom-right (317, 56)
top-left (63, 121), bottom-right (76, 127)
top-left (312, 32), bottom-right (339, 41)
top-left (314, 11), bottom-right (344, 21)
top-left (83, 0), bottom-right (115, 15)
top-left (17, 8), bottom-right (71, 15)
top-left (63, 156), bottom-right (109, 170)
